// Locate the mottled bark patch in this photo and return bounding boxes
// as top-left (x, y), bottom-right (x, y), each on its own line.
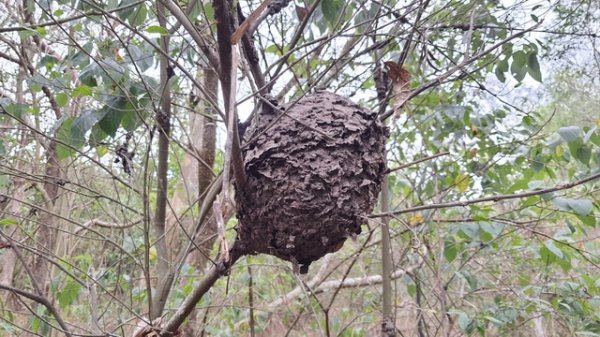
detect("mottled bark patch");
top-left (235, 91), bottom-right (387, 273)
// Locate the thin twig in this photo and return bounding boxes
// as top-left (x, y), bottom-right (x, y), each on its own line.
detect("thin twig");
top-left (386, 151), bottom-right (450, 173)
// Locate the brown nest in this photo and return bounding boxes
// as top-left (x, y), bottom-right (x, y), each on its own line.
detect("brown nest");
top-left (234, 91), bottom-right (387, 273)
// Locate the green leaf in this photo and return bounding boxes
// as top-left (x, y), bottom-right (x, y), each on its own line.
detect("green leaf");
top-left (96, 146), bottom-right (109, 157)
top-left (544, 240), bottom-right (564, 259)
top-left (454, 311), bottom-right (472, 331)
top-left (454, 173), bottom-right (470, 192)
top-left (444, 238), bottom-right (458, 263)
top-left (495, 65), bottom-right (506, 83)
top-left (552, 197), bottom-right (570, 211)
top-left (480, 222), bottom-right (504, 242)
top-left (575, 145), bottom-right (591, 165)
top-left (497, 58), bottom-right (509, 72)
top-left (528, 52), bottom-right (542, 82)
top-left (57, 279), bottom-right (82, 309)
top-left (576, 214), bottom-right (596, 227)
top-left (89, 124), bottom-right (108, 147)
top-left (511, 50), bottom-right (528, 81)
top-left (128, 4), bottom-right (147, 27)
top-left (483, 315), bottom-right (505, 326)
top-left (121, 108), bottom-right (141, 131)
top-left (72, 109), bottom-right (108, 141)
top-left (0, 218), bottom-right (18, 226)
top-left (55, 92), bottom-right (69, 107)
top-left (322, 0), bottom-right (343, 24)
top-left (2, 103), bottom-right (28, 119)
top-left (78, 63), bottom-right (98, 87)
top-left (97, 95), bottom-right (130, 137)
top-left (145, 25), bottom-right (169, 35)
top-left (202, 2), bottom-right (214, 21)
top-left (567, 199), bottom-right (593, 216)
top-left (98, 107), bottom-right (123, 137)
top-left (56, 117), bottom-right (85, 159)
top-left (117, 0), bottom-right (136, 20)
top-left (558, 126), bottom-right (581, 142)
top-left (72, 85), bottom-right (93, 97)
top-left (539, 244), bottom-right (558, 265)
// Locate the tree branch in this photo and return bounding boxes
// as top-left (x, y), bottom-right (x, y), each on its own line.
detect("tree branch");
top-left (0, 284), bottom-right (73, 337)
top-left (159, 250), bottom-right (242, 336)
top-left (386, 151), bottom-right (450, 173)
top-left (371, 171), bottom-right (600, 218)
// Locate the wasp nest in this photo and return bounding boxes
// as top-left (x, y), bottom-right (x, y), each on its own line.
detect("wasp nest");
top-left (234, 91), bottom-right (387, 273)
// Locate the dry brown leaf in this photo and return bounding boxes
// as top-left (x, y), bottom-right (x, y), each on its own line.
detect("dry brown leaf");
top-left (384, 61), bottom-right (411, 118)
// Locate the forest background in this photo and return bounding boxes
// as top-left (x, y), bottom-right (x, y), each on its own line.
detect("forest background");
top-left (0, 0), bottom-right (599, 336)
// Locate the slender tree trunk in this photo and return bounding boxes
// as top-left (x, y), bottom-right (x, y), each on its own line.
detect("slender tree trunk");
top-left (180, 67), bottom-right (220, 337)
top-left (150, 1), bottom-right (173, 320)
top-left (31, 141), bottom-right (61, 293)
top-left (186, 67), bottom-right (219, 270)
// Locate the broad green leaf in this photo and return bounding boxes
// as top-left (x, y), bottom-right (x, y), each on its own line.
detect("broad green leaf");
top-left (128, 4), bottom-right (147, 27)
top-left (55, 92), bottom-right (69, 107)
top-left (576, 214), bottom-right (596, 227)
top-left (98, 107), bottom-right (123, 137)
top-left (89, 124), bottom-right (109, 147)
top-left (497, 58), bottom-right (509, 72)
top-left (56, 117), bottom-right (85, 159)
top-left (57, 279), bottom-right (82, 309)
top-left (444, 238), bottom-right (458, 262)
top-left (462, 271), bottom-right (478, 290)
top-left (455, 311), bottom-right (471, 331)
top-left (527, 52), bottom-right (542, 82)
top-left (459, 223), bottom-right (479, 240)
top-left (567, 199), bottom-right (593, 216)
top-left (544, 240), bottom-right (564, 259)
top-left (72, 109), bottom-right (108, 140)
top-left (511, 50), bottom-right (528, 81)
top-left (117, 0), bottom-right (136, 20)
top-left (530, 155), bottom-right (544, 172)
top-left (37, 55), bottom-right (59, 69)
top-left (540, 245), bottom-right (558, 265)
top-left (322, 0), bottom-right (343, 24)
top-left (575, 146), bottom-right (591, 165)
top-left (79, 63), bottom-right (98, 87)
top-left (73, 85), bottom-right (93, 97)
top-left (495, 65), bottom-right (506, 83)
top-left (120, 102), bottom-right (143, 131)
top-left (552, 197), bottom-right (571, 211)
top-left (558, 126), bottom-right (581, 142)
top-left (480, 222), bottom-right (504, 241)
top-left (2, 103), bottom-right (28, 119)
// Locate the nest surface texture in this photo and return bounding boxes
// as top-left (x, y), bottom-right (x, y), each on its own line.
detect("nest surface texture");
top-left (235, 90), bottom-right (387, 272)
